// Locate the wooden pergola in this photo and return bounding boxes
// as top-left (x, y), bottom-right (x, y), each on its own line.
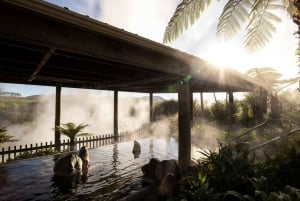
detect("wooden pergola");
top-left (0, 0), bottom-right (257, 173)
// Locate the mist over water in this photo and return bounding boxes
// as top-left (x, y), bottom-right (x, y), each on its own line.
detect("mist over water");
top-left (5, 90), bottom-right (150, 148)
top-left (3, 87), bottom-right (238, 160)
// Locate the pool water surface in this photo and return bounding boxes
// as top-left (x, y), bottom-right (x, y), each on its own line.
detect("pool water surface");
top-left (0, 137), bottom-right (178, 201)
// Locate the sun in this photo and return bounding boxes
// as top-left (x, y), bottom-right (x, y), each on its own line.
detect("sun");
top-left (200, 41), bottom-right (249, 73)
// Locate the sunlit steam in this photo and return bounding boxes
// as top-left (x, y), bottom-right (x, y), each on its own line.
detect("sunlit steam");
top-left (5, 90), bottom-right (151, 148)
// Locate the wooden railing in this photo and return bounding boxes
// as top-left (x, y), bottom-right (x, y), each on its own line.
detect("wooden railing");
top-left (1, 127), bottom-right (149, 164)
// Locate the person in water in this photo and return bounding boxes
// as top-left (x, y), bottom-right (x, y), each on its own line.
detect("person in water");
top-left (132, 140), bottom-right (141, 158)
top-left (53, 146), bottom-right (90, 176)
top-left (53, 146), bottom-right (90, 193)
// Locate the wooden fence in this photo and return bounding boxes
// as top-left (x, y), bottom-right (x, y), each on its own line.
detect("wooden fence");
top-left (1, 127), bottom-right (149, 164)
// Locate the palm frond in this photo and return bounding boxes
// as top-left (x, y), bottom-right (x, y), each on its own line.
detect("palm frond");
top-left (277, 76), bottom-right (300, 91)
top-left (217, 0), bottom-right (252, 40)
top-left (246, 67), bottom-right (282, 81)
top-left (0, 127), bottom-right (15, 143)
top-left (56, 122), bottom-right (90, 139)
top-left (244, 0), bottom-right (284, 51)
top-left (163, 0), bottom-right (212, 43)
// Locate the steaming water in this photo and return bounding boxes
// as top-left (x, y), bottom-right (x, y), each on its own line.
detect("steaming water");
top-left (0, 137), bottom-right (178, 201)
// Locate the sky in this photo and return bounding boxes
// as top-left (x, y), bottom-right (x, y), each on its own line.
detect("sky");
top-left (0, 0), bottom-right (299, 97)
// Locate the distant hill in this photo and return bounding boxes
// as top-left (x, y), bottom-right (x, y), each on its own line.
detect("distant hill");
top-left (0, 96), bottom-right (40, 126)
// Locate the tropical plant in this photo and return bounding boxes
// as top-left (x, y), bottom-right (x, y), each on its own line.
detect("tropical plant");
top-left (246, 67), bottom-right (300, 121)
top-left (163, 0), bottom-right (291, 52)
top-left (55, 122), bottom-right (91, 151)
top-left (0, 126), bottom-right (14, 145)
top-left (7, 148), bottom-right (58, 162)
top-left (171, 141), bottom-right (300, 201)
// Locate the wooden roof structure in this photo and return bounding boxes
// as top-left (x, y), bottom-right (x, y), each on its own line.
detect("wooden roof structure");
top-left (0, 0), bottom-right (256, 93)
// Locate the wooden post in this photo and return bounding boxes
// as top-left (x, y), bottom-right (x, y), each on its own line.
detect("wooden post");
top-left (55, 83), bottom-right (61, 151)
top-left (228, 91), bottom-right (235, 122)
top-left (200, 92), bottom-right (204, 119)
top-left (149, 92), bottom-right (153, 123)
top-left (178, 80), bottom-right (191, 174)
top-left (228, 91), bottom-right (234, 104)
top-left (190, 90), bottom-right (193, 122)
top-left (114, 90), bottom-right (119, 141)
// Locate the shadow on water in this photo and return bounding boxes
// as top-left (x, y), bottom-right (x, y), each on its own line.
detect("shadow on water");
top-left (0, 137), bottom-right (178, 201)
top-left (0, 165), bottom-right (7, 188)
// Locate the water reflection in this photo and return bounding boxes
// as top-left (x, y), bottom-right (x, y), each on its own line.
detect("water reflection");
top-left (149, 138), bottom-right (154, 159)
top-left (0, 166), bottom-right (7, 188)
top-left (52, 173), bottom-right (81, 194)
top-left (0, 137), bottom-right (178, 201)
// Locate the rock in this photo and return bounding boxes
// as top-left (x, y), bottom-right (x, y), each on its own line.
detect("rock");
top-left (158, 173), bottom-right (178, 197)
top-left (53, 146), bottom-right (90, 177)
top-left (141, 158), bottom-right (160, 186)
top-left (155, 159), bottom-right (179, 183)
top-left (54, 154), bottom-right (83, 176)
top-left (141, 158), bottom-right (180, 199)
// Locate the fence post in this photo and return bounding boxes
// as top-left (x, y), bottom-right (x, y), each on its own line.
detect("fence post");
top-left (35, 143), bottom-right (38, 153)
top-left (8, 146), bottom-right (10, 161)
top-left (14, 146), bottom-right (16, 159)
top-left (2, 147), bottom-right (4, 163)
top-left (19, 145), bottom-right (22, 154)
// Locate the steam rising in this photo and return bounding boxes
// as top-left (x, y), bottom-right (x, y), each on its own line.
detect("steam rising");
top-left (5, 90), bottom-right (150, 147)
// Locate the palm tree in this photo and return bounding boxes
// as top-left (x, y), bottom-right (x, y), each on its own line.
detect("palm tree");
top-left (0, 126), bottom-right (14, 145)
top-left (246, 67), bottom-right (299, 121)
top-left (163, 0), bottom-right (290, 51)
top-left (55, 122), bottom-right (91, 151)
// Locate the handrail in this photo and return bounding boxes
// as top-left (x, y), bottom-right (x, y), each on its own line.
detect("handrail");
top-left (249, 127), bottom-right (300, 151)
top-left (233, 120), bottom-right (268, 141)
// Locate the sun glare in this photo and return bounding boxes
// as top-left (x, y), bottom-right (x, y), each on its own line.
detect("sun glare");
top-left (201, 42), bottom-right (248, 73)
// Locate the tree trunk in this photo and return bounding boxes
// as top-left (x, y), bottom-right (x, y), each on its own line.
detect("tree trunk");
top-left (270, 94), bottom-right (281, 121)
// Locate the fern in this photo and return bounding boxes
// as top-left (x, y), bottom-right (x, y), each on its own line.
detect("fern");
top-left (244, 0), bottom-right (283, 51)
top-left (217, 0), bottom-right (252, 40)
top-left (164, 0), bottom-right (286, 52)
top-left (163, 0), bottom-right (212, 43)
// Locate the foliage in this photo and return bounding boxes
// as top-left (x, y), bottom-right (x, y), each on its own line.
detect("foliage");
top-left (0, 126), bottom-right (14, 145)
top-left (7, 148), bottom-right (58, 162)
top-left (55, 122), bottom-right (91, 144)
top-left (209, 101), bottom-right (237, 123)
top-left (235, 96), bottom-right (256, 126)
top-left (163, 0), bottom-right (212, 44)
top-left (153, 100), bottom-right (178, 120)
top-left (171, 140), bottom-right (300, 201)
top-left (279, 90), bottom-right (300, 127)
top-left (163, 0), bottom-right (288, 51)
top-left (0, 96), bottom-right (39, 125)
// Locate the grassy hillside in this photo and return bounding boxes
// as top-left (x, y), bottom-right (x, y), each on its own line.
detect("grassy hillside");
top-left (0, 96), bottom-right (40, 126)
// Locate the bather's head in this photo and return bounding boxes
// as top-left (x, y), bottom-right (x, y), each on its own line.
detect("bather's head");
top-left (78, 146), bottom-right (89, 161)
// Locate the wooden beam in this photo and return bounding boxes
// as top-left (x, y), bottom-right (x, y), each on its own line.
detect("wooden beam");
top-left (178, 80), bottom-right (191, 174)
top-left (0, 4), bottom-right (188, 76)
top-left (28, 47), bottom-right (56, 82)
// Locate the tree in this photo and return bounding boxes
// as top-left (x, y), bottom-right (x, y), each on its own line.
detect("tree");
top-left (163, 0), bottom-right (290, 52)
top-left (0, 126), bottom-right (14, 145)
top-left (55, 122), bottom-right (91, 151)
top-left (246, 67), bottom-right (299, 121)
